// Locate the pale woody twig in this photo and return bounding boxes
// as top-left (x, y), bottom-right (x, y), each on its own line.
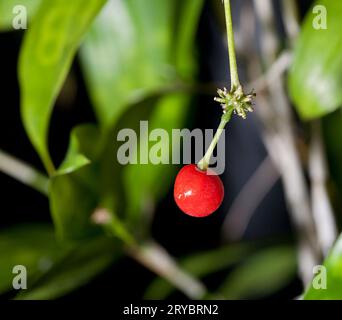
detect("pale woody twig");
top-left (309, 121), bottom-right (337, 256)
top-left (252, 0), bottom-right (320, 285)
top-left (127, 241), bottom-right (207, 299)
top-left (0, 149), bottom-right (49, 195)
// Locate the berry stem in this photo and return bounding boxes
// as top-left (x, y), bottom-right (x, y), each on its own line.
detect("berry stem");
top-left (224, 0), bottom-right (241, 90)
top-left (197, 0), bottom-right (242, 172)
top-left (198, 110), bottom-right (233, 171)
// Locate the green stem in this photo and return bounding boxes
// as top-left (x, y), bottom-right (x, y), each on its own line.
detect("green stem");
top-left (198, 110), bottom-right (233, 171)
top-left (224, 0), bottom-right (240, 89)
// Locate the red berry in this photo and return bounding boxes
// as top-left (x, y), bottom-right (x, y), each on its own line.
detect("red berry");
top-left (174, 164), bottom-right (224, 217)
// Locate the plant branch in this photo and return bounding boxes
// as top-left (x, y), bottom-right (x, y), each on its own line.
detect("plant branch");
top-left (0, 149), bottom-right (49, 195)
top-left (92, 208), bottom-right (208, 299)
top-left (309, 121), bottom-right (337, 256)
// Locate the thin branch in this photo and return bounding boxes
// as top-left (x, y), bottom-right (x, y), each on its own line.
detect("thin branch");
top-left (281, 0), bottom-right (300, 46)
top-left (252, 0), bottom-right (320, 285)
top-left (127, 241), bottom-right (207, 299)
top-left (309, 121), bottom-right (337, 256)
top-left (93, 208), bottom-right (208, 299)
top-left (0, 149), bottom-right (49, 195)
top-left (222, 156), bottom-right (279, 241)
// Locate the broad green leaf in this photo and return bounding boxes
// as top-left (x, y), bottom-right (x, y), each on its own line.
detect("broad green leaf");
top-left (288, 0), bottom-right (342, 119)
top-left (123, 93), bottom-right (190, 227)
top-left (19, 0), bottom-right (107, 174)
top-left (0, 0), bottom-right (41, 31)
top-left (144, 243), bottom-right (252, 299)
top-left (173, 0), bottom-right (204, 78)
top-left (79, 0), bottom-right (176, 128)
top-left (0, 224), bottom-right (70, 294)
top-left (218, 246), bottom-right (297, 299)
top-left (304, 233), bottom-right (342, 299)
top-left (16, 236), bottom-right (120, 300)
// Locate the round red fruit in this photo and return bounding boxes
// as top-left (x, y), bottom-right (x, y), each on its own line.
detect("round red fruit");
top-left (174, 164), bottom-right (224, 217)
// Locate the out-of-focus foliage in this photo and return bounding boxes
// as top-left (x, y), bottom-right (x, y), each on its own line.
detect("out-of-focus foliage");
top-left (289, 0), bottom-right (342, 119)
top-left (0, 225), bottom-right (119, 299)
top-left (304, 233), bottom-right (342, 299)
top-left (0, 0), bottom-right (41, 31)
top-left (17, 236), bottom-right (120, 300)
top-left (0, 0), bottom-right (205, 298)
top-left (0, 225), bottom-right (68, 294)
top-left (218, 246), bottom-right (297, 299)
top-left (19, 0), bottom-right (107, 173)
top-left (145, 243), bottom-right (253, 299)
top-left (79, 0), bottom-right (203, 229)
top-left (1, 0), bottom-right (341, 301)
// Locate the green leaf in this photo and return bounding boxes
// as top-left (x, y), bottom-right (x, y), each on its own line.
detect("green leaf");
top-left (56, 124), bottom-right (100, 175)
top-left (19, 0), bottom-right (107, 174)
top-left (0, 224), bottom-right (70, 294)
top-left (79, 0), bottom-right (176, 128)
top-left (49, 123), bottom-right (103, 240)
top-left (288, 0), bottom-right (342, 119)
top-left (50, 164), bottom-right (101, 240)
top-left (218, 246), bottom-right (297, 299)
top-left (144, 243), bottom-right (252, 299)
top-left (16, 236), bottom-right (120, 300)
top-left (304, 233), bottom-right (342, 299)
top-left (123, 94), bottom-right (190, 227)
top-left (173, 0), bottom-right (204, 78)
top-left (0, 0), bottom-right (41, 31)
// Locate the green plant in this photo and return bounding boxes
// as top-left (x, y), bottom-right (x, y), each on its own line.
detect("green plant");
top-left (0, 0), bottom-right (342, 301)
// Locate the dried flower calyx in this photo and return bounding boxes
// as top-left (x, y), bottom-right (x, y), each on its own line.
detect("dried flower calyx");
top-left (214, 85), bottom-right (255, 119)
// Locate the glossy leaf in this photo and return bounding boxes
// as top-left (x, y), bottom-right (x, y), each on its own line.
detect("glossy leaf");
top-left (288, 0), bottom-right (342, 119)
top-left (79, 0), bottom-right (176, 128)
top-left (19, 0), bottom-right (106, 173)
top-left (218, 246), bottom-right (297, 299)
top-left (0, 0), bottom-right (41, 31)
top-left (304, 233), bottom-right (342, 299)
top-left (16, 236), bottom-right (120, 300)
top-left (144, 243), bottom-right (252, 299)
top-left (0, 224), bottom-right (70, 294)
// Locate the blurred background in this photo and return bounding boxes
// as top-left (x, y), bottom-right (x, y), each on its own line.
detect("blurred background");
top-left (1, 0), bottom-right (342, 300)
